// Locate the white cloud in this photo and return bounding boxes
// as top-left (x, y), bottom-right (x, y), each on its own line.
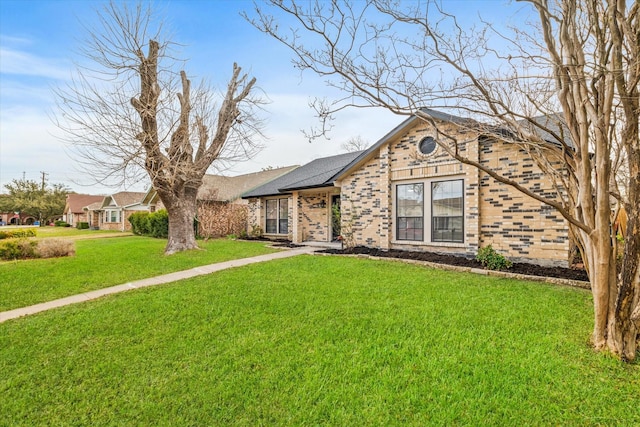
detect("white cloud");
top-left (0, 47), bottom-right (70, 81)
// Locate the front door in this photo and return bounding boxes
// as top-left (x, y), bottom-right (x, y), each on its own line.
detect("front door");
top-left (331, 195), bottom-right (341, 241)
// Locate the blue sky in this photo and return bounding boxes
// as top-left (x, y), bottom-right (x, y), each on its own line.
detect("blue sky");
top-left (0, 0), bottom-right (525, 194)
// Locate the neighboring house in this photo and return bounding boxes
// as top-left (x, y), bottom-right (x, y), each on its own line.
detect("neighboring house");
top-left (62, 194), bottom-right (104, 227)
top-left (86, 192), bottom-right (149, 231)
top-left (0, 212), bottom-right (36, 226)
top-left (142, 166), bottom-right (299, 238)
top-left (244, 109), bottom-right (571, 267)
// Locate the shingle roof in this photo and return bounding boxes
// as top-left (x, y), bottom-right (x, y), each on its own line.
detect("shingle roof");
top-left (242, 151), bottom-right (364, 198)
top-left (515, 114), bottom-right (573, 148)
top-left (63, 194), bottom-right (104, 214)
top-left (198, 166), bottom-right (299, 201)
top-left (109, 192), bottom-right (147, 207)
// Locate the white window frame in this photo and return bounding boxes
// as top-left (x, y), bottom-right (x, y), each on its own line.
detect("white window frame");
top-left (392, 176), bottom-right (465, 247)
top-left (265, 198), bottom-right (288, 235)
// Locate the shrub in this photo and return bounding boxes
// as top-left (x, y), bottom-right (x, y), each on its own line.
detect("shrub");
top-left (129, 212), bottom-right (151, 235)
top-left (54, 220), bottom-right (71, 227)
top-left (476, 245), bottom-right (513, 271)
top-left (0, 239), bottom-right (37, 260)
top-left (129, 210), bottom-right (168, 238)
top-left (76, 222), bottom-right (89, 230)
top-left (0, 228), bottom-right (37, 240)
top-left (37, 239), bottom-right (75, 259)
top-left (148, 210), bottom-right (169, 238)
top-left (0, 240), bottom-right (24, 260)
top-left (250, 224), bottom-right (263, 238)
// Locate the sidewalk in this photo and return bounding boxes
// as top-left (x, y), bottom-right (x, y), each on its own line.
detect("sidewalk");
top-left (0, 246), bottom-right (317, 323)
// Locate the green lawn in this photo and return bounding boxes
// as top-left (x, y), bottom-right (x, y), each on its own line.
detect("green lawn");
top-left (0, 237), bottom-right (278, 311)
top-left (1, 255), bottom-right (637, 426)
top-left (34, 226), bottom-right (125, 239)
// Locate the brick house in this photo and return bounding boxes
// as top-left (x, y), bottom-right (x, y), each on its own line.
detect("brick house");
top-left (85, 192), bottom-right (149, 231)
top-left (142, 166), bottom-right (299, 238)
top-left (62, 194), bottom-right (104, 227)
top-left (244, 109), bottom-right (571, 267)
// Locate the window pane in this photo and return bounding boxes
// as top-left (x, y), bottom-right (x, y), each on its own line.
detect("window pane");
top-left (397, 184), bottom-right (424, 241)
top-left (279, 198), bottom-right (288, 234)
top-left (266, 200), bottom-right (277, 220)
top-left (432, 180), bottom-right (463, 216)
top-left (397, 184), bottom-right (423, 217)
top-left (431, 180), bottom-right (463, 243)
top-left (266, 200), bottom-right (277, 233)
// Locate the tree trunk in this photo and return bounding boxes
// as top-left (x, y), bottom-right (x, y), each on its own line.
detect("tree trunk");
top-left (160, 186), bottom-right (200, 255)
top-left (612, 149), bottom-right (640, 361)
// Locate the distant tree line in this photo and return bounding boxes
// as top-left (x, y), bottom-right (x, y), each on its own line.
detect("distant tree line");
top-left (0, 179), bottom-right (69, 225)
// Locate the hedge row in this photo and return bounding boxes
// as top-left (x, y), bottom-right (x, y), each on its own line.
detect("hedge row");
top-left (129, 210), bottom-right (169, 238)
top-left (0, 228), bottom-right (37, 240)
top-left (0, 238), bottom-right (75, 261)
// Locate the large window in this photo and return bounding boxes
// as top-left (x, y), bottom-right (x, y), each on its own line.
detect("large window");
top-left (266, 198), bottom-right (288, 234)
top-left (396, 183), bottom-right (424, 241)
top-left (431, 180), bottom-right (463, 242)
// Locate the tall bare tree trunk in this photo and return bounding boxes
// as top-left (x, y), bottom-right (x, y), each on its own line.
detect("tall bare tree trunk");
top-left (158, 185), bottom-right (200, 254)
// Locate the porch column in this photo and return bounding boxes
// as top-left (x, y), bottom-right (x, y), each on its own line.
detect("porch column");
top-left (291, 191), bottom-right (301, 243)
top-left (379, 144), bottom-right (391, 250)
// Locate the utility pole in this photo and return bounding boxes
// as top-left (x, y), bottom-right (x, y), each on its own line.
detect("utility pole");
top-left (40, 171), bottom-right (48, 191)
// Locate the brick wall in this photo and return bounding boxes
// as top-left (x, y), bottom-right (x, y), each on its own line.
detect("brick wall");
top-left (478, 137), bottom-right (569, 266)
top-left (296, 191), bottom-right (339, 242)
top-left (197, 201), bottom-right (248, 238)
top-left (339, 119), bottom-right (569, 267)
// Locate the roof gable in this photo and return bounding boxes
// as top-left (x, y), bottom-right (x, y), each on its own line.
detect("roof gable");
top-left (105, 192), bottom-right (146, 208)
top-left (63, 194), bottom-right (104, 214)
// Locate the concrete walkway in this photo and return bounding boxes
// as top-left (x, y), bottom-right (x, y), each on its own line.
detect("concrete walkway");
top-left (0, 246), bottom-right (317, 323)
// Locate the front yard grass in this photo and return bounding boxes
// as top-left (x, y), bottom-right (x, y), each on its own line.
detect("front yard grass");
top-left (32, 226), bottom-right (125, 239)
top-left (1, 255), bottom-right (638, 425)
top-left (0, 237), bottom-right (278, 311)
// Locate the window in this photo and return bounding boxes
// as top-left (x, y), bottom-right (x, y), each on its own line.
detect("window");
top-left (266, 198), bottom-right (288, 234)
top-left (431, 180), bottom-right (463, 242)
top-left (104, 210), bottom-right (120, 223)
top-left (396, 183), bottom-right (424, 240)
top-left (418, 136), bottom-right (437, 156)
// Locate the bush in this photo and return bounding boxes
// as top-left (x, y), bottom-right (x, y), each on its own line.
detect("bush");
top-left (76, 222), bottom-right (89, 230)
top-left (37, 239), bottom-right (75, 259)
top-left (148, 210), bottom-right (169, 238)
top-left (129, 210), bottom-right (168, 238)
top-left (0, 228), bottom-right (37, 240)
top-left (250, 224), bottom-right (263, 238)
top-left (0, 240), bottom-right (24, 260)
top-left (0, 238), bottom-right (75, 260)
top-left (476, 245), bottom-right (513, 271)
top-left (0, 239), bottom-right (37, 260)
top-left (129, 212), bottom-right (151, 235)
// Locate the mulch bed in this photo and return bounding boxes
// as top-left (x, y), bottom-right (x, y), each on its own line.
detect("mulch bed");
top-left (319, 246), bottom-right (589, 282)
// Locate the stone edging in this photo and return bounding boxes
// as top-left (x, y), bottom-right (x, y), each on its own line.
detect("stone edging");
top-left (315, 252), bottom-right (591, 290)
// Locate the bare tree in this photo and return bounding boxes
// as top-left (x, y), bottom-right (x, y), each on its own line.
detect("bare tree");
top-left (56, 2), bottom-right (263, 254)
top-left (340, 135), bottom-right (370, 152)
top-left (247, 0), bottom-right (639, 361)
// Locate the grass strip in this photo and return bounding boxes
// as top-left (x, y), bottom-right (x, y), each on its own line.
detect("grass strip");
top-left (0, 237), bottom-right (278, 311)
top-left (1, 255), bottom-right (637, 425)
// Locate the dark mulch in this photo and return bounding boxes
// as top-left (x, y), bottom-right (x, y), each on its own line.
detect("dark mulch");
top-left (319, 246), bottom-right (589, 282)
top-left (240, 236), bottom-right (304, 248)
